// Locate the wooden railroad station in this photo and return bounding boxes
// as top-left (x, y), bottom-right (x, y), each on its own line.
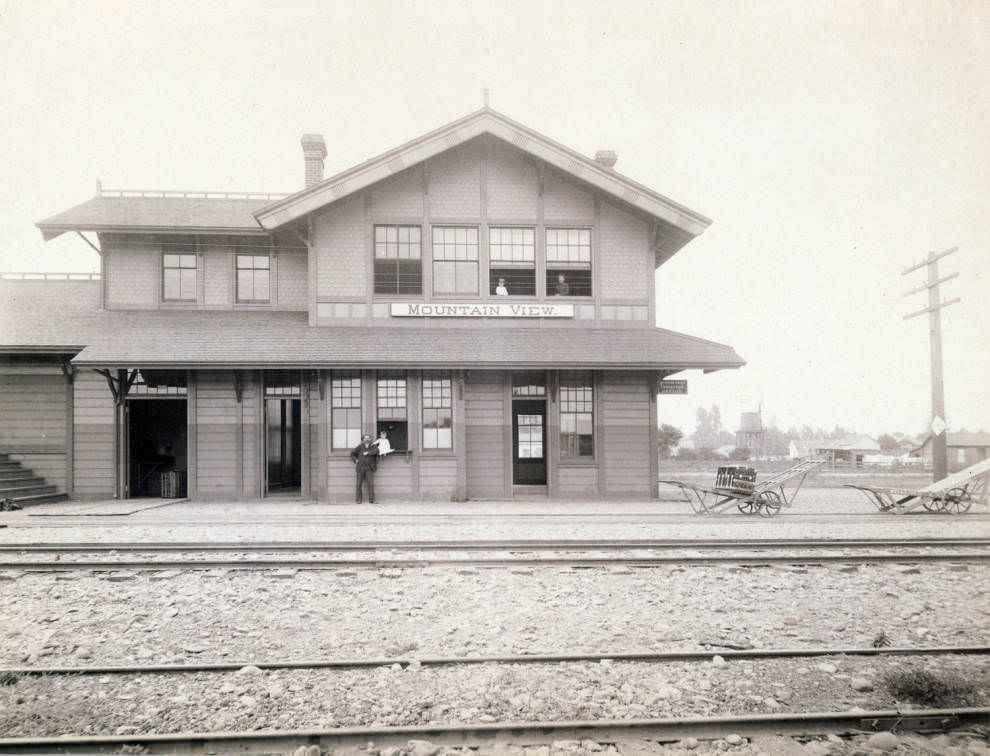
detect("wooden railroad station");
top-left (0, 107), bottom-right (743, 503)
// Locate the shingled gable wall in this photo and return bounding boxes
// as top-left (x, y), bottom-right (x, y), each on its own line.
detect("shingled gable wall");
top-left (311, 136), bottom-right (654, 328)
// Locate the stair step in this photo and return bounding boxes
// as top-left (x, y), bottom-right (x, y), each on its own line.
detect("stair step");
top-left (9, 492), bottom-right (67, 507)
top-left (0, 475), bottom-right (43, 486)
top-left (0, 462), bottom-right (23, 471)
top-left (0, 469), bottom-right (33, 480)
top-left (0, 483), bottom-right (56, 497)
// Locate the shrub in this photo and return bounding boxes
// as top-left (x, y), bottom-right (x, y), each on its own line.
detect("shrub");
top-left (881, 668), bottom-right (975, 706)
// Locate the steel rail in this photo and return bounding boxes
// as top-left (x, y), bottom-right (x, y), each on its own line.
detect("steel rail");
top-left (1, 708), bottom-right (987, 754)
top-left (3, 645), bottom-right (986, 677)
top-left (2, 537), bottom-right (989, 552)
top-left (3, 552), bottom-right (989, 570)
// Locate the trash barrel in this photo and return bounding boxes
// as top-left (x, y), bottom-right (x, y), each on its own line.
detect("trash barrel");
top-left (161, 470), bottom-right (187, 498)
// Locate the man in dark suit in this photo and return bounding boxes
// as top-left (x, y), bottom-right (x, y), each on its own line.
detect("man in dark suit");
top-left (350, 434), bottom-right (379, 503)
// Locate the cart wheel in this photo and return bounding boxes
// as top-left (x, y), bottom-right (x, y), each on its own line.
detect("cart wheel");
top-left (737, 498), bottom-right (755, 515)
top-left (943, 487), bottom-right (972, 514)
top-left (922, 497), bottom-right (943, 512)
top-left (757, 490), bottom-right (782, 517)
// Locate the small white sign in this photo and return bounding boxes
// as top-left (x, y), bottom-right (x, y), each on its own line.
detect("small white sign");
top-left (391, 302), bottom-right (574, 318)
top-left (930, 416), bottom-right (947, 435)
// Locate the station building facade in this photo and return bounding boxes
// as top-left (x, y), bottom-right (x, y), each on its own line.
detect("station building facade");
top-left (1, 107), bottom-right (743, 503)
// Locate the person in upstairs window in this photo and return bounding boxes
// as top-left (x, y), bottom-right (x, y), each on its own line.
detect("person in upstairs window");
top-left (373, 430), bottom-right (393, 456)
top-left (350, 433), bottom-right (379, 503)
top-left (495, 277), bottom-right (508, 296)
top-left (554, 273), bottom-right (570, 296)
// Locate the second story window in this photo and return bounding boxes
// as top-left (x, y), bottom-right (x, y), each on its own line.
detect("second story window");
top-left (489, 227), bottom-right (535, 296)
top-left (236, 253), bottom-right (270, 303)
top-left (163, 247), bottom-right (197, 301)
top-left (374, 225), bottom-right (422, 295)
top-left (432, 227), bottom-right (478, 295)
top-left (546, 228), bottom-right (592, 297)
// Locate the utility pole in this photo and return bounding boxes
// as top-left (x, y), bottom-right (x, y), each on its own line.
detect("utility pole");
top-left (902, 246), bottom-right (960, 481)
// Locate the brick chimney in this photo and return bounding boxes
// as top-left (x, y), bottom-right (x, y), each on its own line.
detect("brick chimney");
top-left (301, 134), bottom-right (327, 188)
top-left (594, 150), bottom-right (618, 169)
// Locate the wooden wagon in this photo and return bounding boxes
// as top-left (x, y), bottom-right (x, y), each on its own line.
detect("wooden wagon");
top-left (660, 459), bottom-right (825, 517)
top-left (845, 457), bottom-right (990, 514)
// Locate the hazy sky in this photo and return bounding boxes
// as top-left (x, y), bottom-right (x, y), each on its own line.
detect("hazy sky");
top-left (1, 0), bottom-right (987, 438)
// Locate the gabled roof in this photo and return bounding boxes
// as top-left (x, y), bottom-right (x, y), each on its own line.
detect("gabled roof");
top-left (36, 196), bottom-right (273, 241)
top-left (254, 107), bottom-right (711, 265)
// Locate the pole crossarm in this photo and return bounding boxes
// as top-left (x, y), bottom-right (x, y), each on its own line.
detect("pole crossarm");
top-left (902, 246), bottom-right (957, 276)
top-left (903, 298), bottom-right (961, 320)
top-left (902, 272), bottom-right (959, 297)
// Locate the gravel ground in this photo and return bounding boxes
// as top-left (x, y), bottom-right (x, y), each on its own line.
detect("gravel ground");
top-left (2, 562), bottom-right (988, 667)
top-left (0, 654), bottom-right (987, 738)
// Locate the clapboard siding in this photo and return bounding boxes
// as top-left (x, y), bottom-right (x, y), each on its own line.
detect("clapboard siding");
top-left (240, 373), bottom-right (260, 497)
top-left (0, 374), bottom-right (66, 447)
top-left (420, 457), bottom-right (457, 499)
top-left (195, 372), bottom-right (238, 497)
top-left (327, 456), bottom-right (356, 502)
top-left (558, 465), bottom-right (598, 498)
top-left (465, 371), bottom-right (505, 499)
top-left (375, 453), bottom-right (414, 498)
top-left (600, 372), bottom-right (651, 497)
top-left (73, 370), bottom-right (114, 497)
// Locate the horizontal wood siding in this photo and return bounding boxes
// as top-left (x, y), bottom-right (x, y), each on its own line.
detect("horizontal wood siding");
top-left (241, 374), bottom-right (260, 497)
top-left (557, 465), bottom-right (598, 498)
top-left (420, 457), bottom-right (458, 500)
top-left (0, 373), bottom-right (66, 449)
top-left (327, 456), bottom-right (357, 502)
top-left (466, 371), bottom-right (505, 499)
top-left (73, 370), bottom-right (114, 497)
top-left (601, 371), bottom-right (651, 498)
top-left (195, 372), bottom-right (238, 498)
top-left (374, 453), bottom-right (414, 499)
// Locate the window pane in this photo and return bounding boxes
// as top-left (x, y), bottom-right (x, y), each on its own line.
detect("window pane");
top-left (180, 268), bottom-right (197, 299)
top-left (164, 269), bottom-right (180, 300)
top-left (454, 263), bottom-right (477, 294)
top-left (164, 254), bottom-right (180, 267)
top-left (254, 270), bottom-right (269, 301)
top-left (434, 262), bottom-right (455, 294)
top-left (180, 254), bottom-right (197, 268)
top-left (237, 269), bottom-right (254, 299)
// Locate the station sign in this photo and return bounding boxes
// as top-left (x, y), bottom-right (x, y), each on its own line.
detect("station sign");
top-left (658, 379), bottom-right (688, 395)
top-left (391, 303), bottom-right (574, 318)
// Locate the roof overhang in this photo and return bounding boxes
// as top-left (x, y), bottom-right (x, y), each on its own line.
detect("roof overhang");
top-left (38, 224), bottom-right (269, 242)
top-left (254, 108), bottom-right (712, 246)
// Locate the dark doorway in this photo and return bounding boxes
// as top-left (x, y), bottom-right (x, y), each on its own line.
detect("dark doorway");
top-left (266, 398), bottom-right (301, 493)
top-left (127, 399), bottom-right (187, 497)
top-left (512, 399), bottom-right (546, 485)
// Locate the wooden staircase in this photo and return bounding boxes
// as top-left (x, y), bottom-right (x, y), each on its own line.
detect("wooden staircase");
top-left (0, 454), bottom-right (67, 507)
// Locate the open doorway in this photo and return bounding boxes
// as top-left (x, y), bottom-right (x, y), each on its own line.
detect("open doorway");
top-left (266, 397), bottom-right (301, 494)
top-left (127, 399), bottom-right (187, 497)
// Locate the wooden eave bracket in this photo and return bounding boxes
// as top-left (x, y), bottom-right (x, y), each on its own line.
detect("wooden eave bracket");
top-left (95, 368), bottom-right (139, 404)
top-left (57, 356), bottom-right (75, 383)
top-left (76, 232), bottom-right (102, 256)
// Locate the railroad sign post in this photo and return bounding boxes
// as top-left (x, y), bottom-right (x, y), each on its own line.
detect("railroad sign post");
top-left (902, 246), bottom-right (960, 482)
top-left (658, 379), bottom-right (688, 395)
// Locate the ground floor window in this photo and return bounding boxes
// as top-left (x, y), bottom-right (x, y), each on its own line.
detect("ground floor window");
top-left (422, 373), bottom-right (452, 449)
top-left (331, 372), bottom-right (361, 449)
top-left (377, 373), bottom-right (408, 452)
top-left (560, 370), bottom-right (594, 457)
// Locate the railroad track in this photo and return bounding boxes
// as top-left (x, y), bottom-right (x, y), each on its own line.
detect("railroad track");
top-left (1, 708), bottom-right (988, 754)
top-left (3, 536), bottom-right (989, 552)
top-left (4, 644), bottom-right (987, 676)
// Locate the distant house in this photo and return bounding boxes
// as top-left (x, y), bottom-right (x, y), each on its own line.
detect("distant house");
top-left (914, 432), bottom-right (990, 473)
top-left (734, 410), bottom-right (765, 458)
top-left (789, 435), bottom-right (880, 466)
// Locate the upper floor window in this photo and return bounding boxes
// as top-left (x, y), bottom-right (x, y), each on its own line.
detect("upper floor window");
top-left (422, 373), bottom-right (453, 449)
top-left (546, 228), bottom-right (592, 297)
top-left (163, 247), bottom-right (197, 301)
top-left (432, 227), bottom-right (478, 295)
top-left (489, 227), bottom-right (535, 296)
top-left (330, 372), bottom-right (361, 450)
top-left (236, 253), bottom-right (270, 303)
top-left (560, 371), bottom-right (594, 458)
top-left (374, 225), bottom-right (422, 295)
